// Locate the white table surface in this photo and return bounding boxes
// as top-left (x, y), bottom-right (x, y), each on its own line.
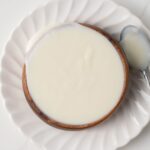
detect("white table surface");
top-left (0, 0), bottom-right (150, 150)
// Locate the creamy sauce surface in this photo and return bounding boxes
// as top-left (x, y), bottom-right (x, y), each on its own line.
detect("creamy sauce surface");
top-left (26, 23), bottom-right (125, 125)
top-left (120, 30), bottom-right (150, 70)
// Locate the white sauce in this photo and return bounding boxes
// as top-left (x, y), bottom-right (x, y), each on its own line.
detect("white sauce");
top-left (120, 26), bottom-right (150, 70)
top-left (26, 23), bottom-right (125, 125)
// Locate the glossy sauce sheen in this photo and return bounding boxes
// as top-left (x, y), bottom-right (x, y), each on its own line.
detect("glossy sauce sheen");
top-left (26, 24), bottom-right (125, 125)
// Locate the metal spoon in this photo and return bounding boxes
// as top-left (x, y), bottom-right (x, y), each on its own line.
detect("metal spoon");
top-left (120, 25), bottom-right (150, 86)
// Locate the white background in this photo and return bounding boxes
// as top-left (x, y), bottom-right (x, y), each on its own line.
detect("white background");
top-left (0, 0), bottom-right (150, 149)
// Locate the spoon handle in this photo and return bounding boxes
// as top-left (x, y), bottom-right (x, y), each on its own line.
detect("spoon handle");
top-left (142, 67), bottom-right (150, 86)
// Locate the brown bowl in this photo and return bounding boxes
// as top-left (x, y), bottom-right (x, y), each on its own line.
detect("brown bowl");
top-left (22, 24), bottom-right (129, 130)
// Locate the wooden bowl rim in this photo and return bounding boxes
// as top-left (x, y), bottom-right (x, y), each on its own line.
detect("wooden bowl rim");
top-left (22, 24), bottom-right (129, 130)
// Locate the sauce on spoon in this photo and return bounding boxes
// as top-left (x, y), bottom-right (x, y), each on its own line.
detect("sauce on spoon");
top-left (120, 25), bottom-right (150, 85)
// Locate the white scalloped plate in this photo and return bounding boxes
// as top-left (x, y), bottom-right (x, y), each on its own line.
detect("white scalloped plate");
top-left (1, 0), bottom-right (150, 149)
